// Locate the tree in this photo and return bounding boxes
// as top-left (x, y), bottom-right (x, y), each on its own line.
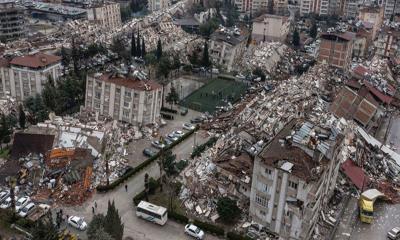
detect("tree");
top-left (292, 28), bottom-right (300, 46)
top-left (136, 31), bottom-right (141, 58)
top-left (267, 0), bottom-right (274, 14)
top-left (189, 51), bottom-right (199, 65)
top-left (156, 56), bottom-right (171, 79)
top-left (42, 75), bottom-right (57, 112)
top-left (88, 214), bottom-right (108, 239)
top-left (216, 197), bottom-right (241, 223)
top-left (144, 173), bottom-right (149, 201)
top-left (90, 227), bottom-right (115, 240)
top-left (141, 38), bottom-right (146, 58)
top-left (0, 115), bottom-right (12, 150)
top-left (120, 6), bottom-right (131, 22)
top-left (131, 33), bottom-right (137, 57)
top-left (54, 74), bottom-right (85, 115)
top-left (166, 85), bottom-right (180, 108)
top-left (24, 94), bottom-right (48, 124)
top-left (199, 17), bottom-right (220, 37)
top-left (18, 104), bottom-right (26, 129)
top-left (252, 67), bottom-right (266, 81)
top-left (31, 216), bottom-right (59, 240)
top-left (71, 39), bottom-right (80, 76)
top-left (201, 42), bottom-right (211, 68)
top-left (310, 20), bottom-right (318, 39)
top-left (156, 39), bottom-right (163, 60)
top-left (104, 201), bottom-right (124, 240)
top-left (60, 46), bottom-right (70, 73)
top-left (111, 37), bottom-right (130, 61)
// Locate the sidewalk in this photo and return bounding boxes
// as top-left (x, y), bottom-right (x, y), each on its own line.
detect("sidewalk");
top-left (333, 196), bottom-right (358, 240)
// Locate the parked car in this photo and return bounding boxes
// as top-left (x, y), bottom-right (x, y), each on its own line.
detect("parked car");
top-left (0, 190), bottom-right (9, 203)
top-left (15, 196), bottom-right (30, 212)
top-left (68, 216), bottom-right (87, 231)
top-left (164, 138), bottom-right (173, 146)
top-left (18, 202), bottom-right (35, 217)
top-left (143, 148), bottom-right (156, 157)
top-left (183, 123), bottom-right (195, 130)
top-left (173, 130), bottom-right (184, 138)
top-left (190, 117), bottom-right (203, 124)
top-left (388, 227), bottom-right (400, 240)
top-left (152, 140), bottom-right (166, 149)
top-left (0, 196), bottom-right (16, 209)
top-left (184, 224), bottom-right (204, 239)
top-left (166, 133), bottom-right (179, 142)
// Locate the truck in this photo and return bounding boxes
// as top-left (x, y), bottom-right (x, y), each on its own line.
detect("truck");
top-left (27, 203), bottom-right (50, 222)
top-left (359, 189), bottom-right (384, 223)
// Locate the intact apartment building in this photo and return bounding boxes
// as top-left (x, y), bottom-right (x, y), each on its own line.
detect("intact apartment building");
top-left (85, 72), bottom-right (162, 125)
top-left (0, 0), bottom-right (26, 42)
top-left (299, 0), bottom-right (330, 16)
top-left (209, 27), bottom-right (248, 72)
top-left (252, 14), bottom-right (290, 43)
top-left (0, 53), bottom-right (62, 100)
top-left (249, 119), bottom-right (343, 240)
top-left (234, 0), bottom-right (268, 14)
top-left (375, 29), bottom-right (400, 57)
top-left (384, 0), bottom-right (400, 18)
top-left (148, 0), bottom-right (170, 12)
top-left (87, 2), bottom-right (122, 29)
top-left (318, 32), bottom-right (355, 71)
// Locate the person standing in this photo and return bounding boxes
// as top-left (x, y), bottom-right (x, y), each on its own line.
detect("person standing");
top-left (125, 184), bottom-right (128, 192)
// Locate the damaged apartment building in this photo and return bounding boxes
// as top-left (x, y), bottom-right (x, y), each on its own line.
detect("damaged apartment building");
top-left (249, 119), bottom-right (344, 240)
top-left (85, 70), bottom-right (162, 126)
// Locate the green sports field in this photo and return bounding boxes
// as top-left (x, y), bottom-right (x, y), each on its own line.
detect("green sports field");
top-left (181, 78), bottom-right (248, 113)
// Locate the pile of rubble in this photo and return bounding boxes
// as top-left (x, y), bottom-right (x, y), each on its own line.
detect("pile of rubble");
top-left (0, 95), bottom-right (17, 116)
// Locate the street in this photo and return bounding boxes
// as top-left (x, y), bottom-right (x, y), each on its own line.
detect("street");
top-left (61, 123), bottom-right (215, 239)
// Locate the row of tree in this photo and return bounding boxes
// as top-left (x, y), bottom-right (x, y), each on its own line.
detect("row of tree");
top-left (87, 201), bottom-right (124, 240)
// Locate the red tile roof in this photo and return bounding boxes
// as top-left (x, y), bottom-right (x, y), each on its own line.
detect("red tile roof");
top-left (341, 159), bottom-right (370, 190)
top-left (363, 80), bottom-right (394, 104)
top-left (10, 53), bottom-right (61, 68)
top-left (352, 65), bottom-right (370, 78)
top-left (97, 73), bottom-right (162, 91)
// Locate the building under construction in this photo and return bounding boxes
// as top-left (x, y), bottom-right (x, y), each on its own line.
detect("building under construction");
top-left (0, 0), bottom-right (25, 42)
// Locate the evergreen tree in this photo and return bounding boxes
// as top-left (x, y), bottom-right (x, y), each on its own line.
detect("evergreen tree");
top-left (60, 46), bottom-right (70, 73)
top-left (131, 33), bottom-right (137, 57)
top-left (18, 104), bottom-right (26, 129)
top-left (166, 85), bottom-right (180, 108)
top-left (310, 20), bottom-right (318, 39)
top-left (91, 227), bottom-right (115, 240)
top-left (156, 56), bottom-right (171, 78)
top-left (141, 38), bottom-right (146, 58)
top-left (267, 0), bottom-right (274, 14)
top-left (24, 94), bottom-right (49, 124)
top-left (42, 75), bottom-right (57, 111)
top-left (156, 39), bottom-right (163, 60)
top-left (71, 39), bottom-right (80, 76)
top-left (201, 42), bottom-right (211, 68)
top-left (217, 197), bottom-right (241, 223)
top-left (31, 217), bottom-right (59, 240)
top-left (104, 201), bottom-right (124, 240)
top-left (136, 31), bottom-right (141, 58)
top-left (88, 214), bottom-right (107, 239)
top-left (0, 114), bottom-right (12, 150)
top-left (292, 28), bottom-right (300, 46)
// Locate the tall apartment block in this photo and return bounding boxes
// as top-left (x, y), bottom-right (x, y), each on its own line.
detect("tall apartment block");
top-left (87, 2), bottom-right (122, 29)
top-left (318, 32), bottom-right (355, 71)
top-left (384, 0), bottom-right (400, 18)
top-left (249, 119), bottom-right (343, 240)
top-left (148, 0), bottom-right (171, 12)
top-left (85, 72), bottom-right (162, 125)
top-left (0, 0), bottom-right (26, 42)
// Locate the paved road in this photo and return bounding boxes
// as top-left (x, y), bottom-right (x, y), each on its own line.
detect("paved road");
top-left (62, 130), bottom-right (214, 240)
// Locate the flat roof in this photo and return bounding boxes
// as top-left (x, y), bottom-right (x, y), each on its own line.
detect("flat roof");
top-left (94, 72), bottom-right (162, 91)
top-left (10, 53), bottom-right (61, 68)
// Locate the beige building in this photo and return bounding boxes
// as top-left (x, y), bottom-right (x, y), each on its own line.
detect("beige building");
top-left (85, 71), bottom-right (162, 125)
top-left (0, 53), bottom-right (62, 100)
top-left (249, 119), bottom-right (343, 239)
top-left (209, 27), bottom-right (248, 72)
top-left (0, 0), bottom-right (26, 42)
top-left (87, 2), bottom-right (122, 29)
top-left (234, 0), bottom-right (268, 15)
top-left (252, 14), bottom-right (290, 43)
top-left (148, 0), bottom-right (170, 12)
top-left (358, 6), bottom-right (384, 40)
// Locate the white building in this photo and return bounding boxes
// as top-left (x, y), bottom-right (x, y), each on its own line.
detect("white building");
top-left (384, 0), bottom-right (400, 18)
top-left (252, 14), bottom-right (290, 43)
top-left (0, 53), bottom-right (62, 100)
top-left (87, 2), bottom-right (122, 29)
top-left (85, 71), bottom-right (162, 125)
top-left (148, 0), bottom-right (170, 12)
top-left (249, 119), bottom-right (343, 239)
top-left (234, 0), bottom-right (268, 15)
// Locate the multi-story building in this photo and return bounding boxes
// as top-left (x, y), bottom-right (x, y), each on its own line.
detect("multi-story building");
top-left (234, 0), bottom-right (268, 15)
top-left (148, 0), bottom-right (170, 12)
top-left (209, 27), bottom-right (248, 72)
top-left (318, 32), bottom-right (355, 71)
top-left (0, 53), bottom-right (62, 100)
top-left (343, 0), bottom-right (359, 19)
top-left (252, 14), bottom-right (290, 43)
top-left (375, 29), bottom-right (400, 57)
top-left (358, 6), bottom-right (384, 40)
top-left (249, 119), bottom-right (343, 240)
top-left (384, 0), bottom-right (400, 19)
top-left (85, 71), bottom-right (162, 125)
top-left (87, 2), bottom-right (122, 29)
top-left (0, 0), bottom-right (26, 42)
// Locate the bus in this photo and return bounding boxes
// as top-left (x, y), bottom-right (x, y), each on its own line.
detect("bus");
top-left (136, 201), bottom-right (168, 225)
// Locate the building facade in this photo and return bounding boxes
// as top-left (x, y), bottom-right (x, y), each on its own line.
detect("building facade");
top-left (358, 6), bottom-right (384, 40)
top-left (87, 2), bottom-right (122, 29)
top-left (249, 119), bottom-right (343, 240)
top-left (252, 14), bottom-right (290, 43)
top-left (209, 28), bottom-right (248, 72)
top-left (85, 72), bottom-right (162, 125)
top-left (0, 0), bottom-right (25, 42)
top-left (0, 53), bottom-right (62, 100)
top-left (234, 0), bottom-right (268, 15)
top-left (318, 32), bottom-right (355, 70)
top-left (384, 0), bottom-right (400, 18)
top-left (148, 0), bottom-right (171, 12)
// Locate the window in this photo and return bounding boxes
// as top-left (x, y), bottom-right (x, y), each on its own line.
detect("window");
top-left (255, 194), bottom-right (267, 207)
top-left (265, 168), bottom-right (272, 175)
top-left (96, 81), bottom-right (101, 88)
top-left (124, 101), bottom-right (130, 107)
top-left (116, 88), bottom-right (121, 94)
top-left (134, 92), bottom-right (139, 98)
top-left (95, 91), bottom-right (101, 99)
top-left (125, 91), bottom-right (131, 97)
top-left (289, 180), bottom-right (298, 190)
top-left (259, 210), bottom-right (266, 216)
top-left (123, 109), bottom-right (130, 118)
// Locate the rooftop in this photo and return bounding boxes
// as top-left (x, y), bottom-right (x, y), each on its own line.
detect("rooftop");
top-left (321, 31), bottom-right (356, 42)
top-left (10, 53), bottom-right (61, 68)
top-left (210, 27), bottom-right (248, 46)
top-left (94, 72), bottom-right (162, 91)
top-left (253, 14), bottom-right (289, 22)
